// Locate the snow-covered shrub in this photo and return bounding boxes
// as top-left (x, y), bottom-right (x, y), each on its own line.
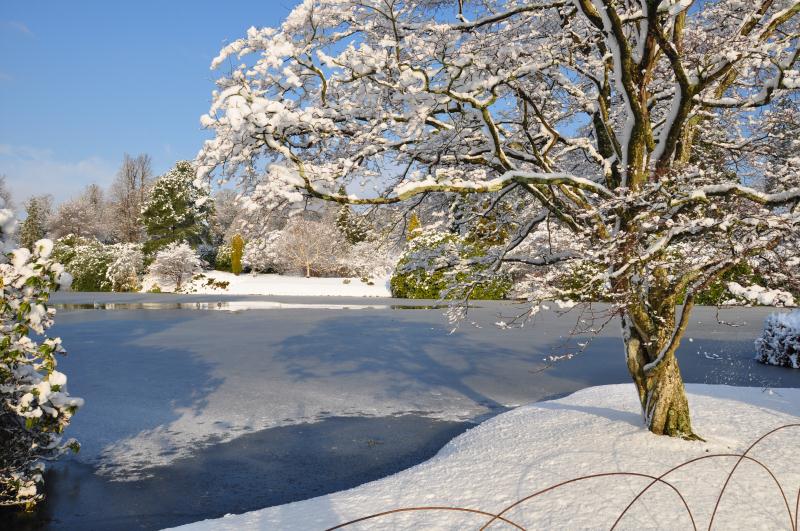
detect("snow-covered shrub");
top-left (54, 237), bottom-right (113, 292)
top-left (1, 206), bottom-right (83, 507)
top-left (390, 231), bottom-right (511, 299)
top-left (215, 243), bottom-right (232, 271)
top-left (755, 311), bottom-right (800, 369)
top-left (105, 243), bottom-right (144, 292)
top-left (197, 244), bottom-right (218, 269)
top-left (346, 239), bottom-right (399, 280)
top-left (147, 242), bottom-right (203, 291)
top-left (242, 232), bottom-right (281, 273)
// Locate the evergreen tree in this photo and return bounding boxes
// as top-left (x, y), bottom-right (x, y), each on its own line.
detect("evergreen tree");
top-left (230, 234), bottom-right (244, 275)
top-left (19, 197), bottom-right (51, 251)
top-left (336, 204), bottom-right (367, 245)
top-left (140, 161), bottom-right (213, 254)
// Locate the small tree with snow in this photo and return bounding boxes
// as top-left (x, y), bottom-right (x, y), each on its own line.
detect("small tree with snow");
top-left (755, 311), bottom-right (800, 369)
top-left (0, 201), bottom-right (82, 508)
top-left (148, 242), bottom-right (202, 291)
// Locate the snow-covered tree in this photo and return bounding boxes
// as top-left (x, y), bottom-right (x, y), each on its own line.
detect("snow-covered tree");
top-left (0, 199), bottom-right (82, 508)
top-left (109, 153), bottom-right (152, 243)
top-left (147, 242), bottom-right (203, 290)
top-left (0, 175), bottom-right (13, 212)
top-left (105, 243), bottom-right (144, 292)
top-left (198, 0), bottom-right (800, 438)
top-left (18, 196), bottom-right (52, 252)
top-left (48, 184), bottom-right (110, 242)
top-left (140, 161), bottom-right (213, 254)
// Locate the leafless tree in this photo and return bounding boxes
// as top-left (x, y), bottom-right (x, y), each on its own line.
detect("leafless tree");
top-left (110, 153), bottom-right (152, 243)
top-left (276, 217), bottom-right (348, 277)
top-left (48, 184), bottom-right (110, 241)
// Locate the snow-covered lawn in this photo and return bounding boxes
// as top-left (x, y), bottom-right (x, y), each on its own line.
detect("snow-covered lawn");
top-left (171, 384), bottom-right (800, 531)
top-left (145, 270), bottom-right (392, 297)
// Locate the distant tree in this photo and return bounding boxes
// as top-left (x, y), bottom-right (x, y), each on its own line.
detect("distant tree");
top-left (140, 161), bottom-right (213, 254)
top-left (0, 175), bottom-right (13, 212)
top-left (230, 234), bottom-right (244, 275)
top-left (276, 217), bottom-right (347, 277)
top-left (336, 203), bottom-right (367, 245)
top-left (210, 189), bottom-right (240, 244)
top-left (110, 153), bottom-right (152, 243)
top-left (18, 196), bottom-right (52, 251)
top-left (148, 242), bottom-right (202, 291)
top-left (48, 184), bottom-right (109, 241)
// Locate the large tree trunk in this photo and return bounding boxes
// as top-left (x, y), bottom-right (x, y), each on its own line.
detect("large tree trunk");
top-left (623, 315), bottom-right (700, 439)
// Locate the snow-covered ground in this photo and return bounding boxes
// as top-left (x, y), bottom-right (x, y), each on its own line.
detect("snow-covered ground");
top-left (171, 384), bottom-right (800, 531)
top-left (143, 270), bottom-right (392, 297)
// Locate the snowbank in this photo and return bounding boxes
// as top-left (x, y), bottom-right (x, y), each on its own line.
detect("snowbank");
top-left (146, 271), bottom-right (392, 297)
top-left (755, 310), bottom-right (800, 369)
top-left (170, 384), bottom-right (800, 531)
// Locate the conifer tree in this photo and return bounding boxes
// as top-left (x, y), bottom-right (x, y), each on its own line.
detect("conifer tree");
top-left (230, 234), bottom-right (244, 275)
top-left (19, 197), bottom-right (50, 251)
top-left (140, 161), bottom-right (213, 254)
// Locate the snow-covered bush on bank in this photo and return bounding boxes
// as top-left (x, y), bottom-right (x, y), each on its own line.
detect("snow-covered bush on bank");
top-left (755, 311), bottom-right (800, 369)
top-left (0, 201), bottom-right (82, 508)
top-left (53, 236), bottom-right (145, 292)
top-left (53, 236), bottom-right (113, 292)
top-left (147, 242), bottom-right (203, 291)
top-left (105, 243), bottom-right (144, 292)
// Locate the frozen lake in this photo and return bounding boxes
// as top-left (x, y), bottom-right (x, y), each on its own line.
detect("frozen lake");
top-left (5, 293), bottom-right (799, 530)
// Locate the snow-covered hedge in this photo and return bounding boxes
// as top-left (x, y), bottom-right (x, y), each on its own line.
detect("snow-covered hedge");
top-left (755, 311), bottom-right (800, 369)
top-left (1, 203), bottom-right (83, 507)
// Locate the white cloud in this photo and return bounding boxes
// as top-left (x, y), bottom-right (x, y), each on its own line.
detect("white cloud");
top-left (4, 20), bottom-right (33, 36)
top-left (0, 144), bottom-right (117, 205)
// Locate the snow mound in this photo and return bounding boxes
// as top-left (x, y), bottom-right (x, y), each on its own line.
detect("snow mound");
top-left (755, 310), bottom-right (800, 369)
top-left (149, 271), bottom-right (391, 297)
top-left (169, 384), bottom-right (800, 531)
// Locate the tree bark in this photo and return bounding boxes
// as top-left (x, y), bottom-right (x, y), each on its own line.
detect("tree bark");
top-left (623, 315), bottom-right (700, 439)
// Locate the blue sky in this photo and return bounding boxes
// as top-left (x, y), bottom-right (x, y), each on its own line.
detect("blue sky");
top-left (0, 0), bottom-right (300, 204)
